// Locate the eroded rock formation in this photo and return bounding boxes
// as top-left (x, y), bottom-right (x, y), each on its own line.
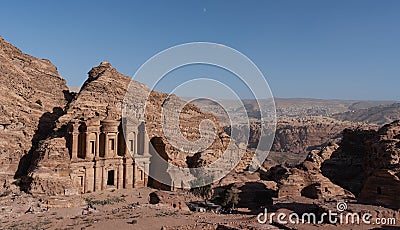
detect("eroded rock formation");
top-left (272, 117), bottom-right (375, 153)
top-left (0, 36), bottom-right (240, 196)
top-left (320, 128), bottom-right (377, 196)
top-left (275, 121), bottom-right (400, 210)
top-left (25, 61), bottom-right (237, 195)
top-left (227, 117), bottom-right (376, 154)
top-left (359, 121), bottom-right (400, 209)
top-left (0, 36), bottom-right (70, 193)
top-left (277, 143), bottom-right (354, 200)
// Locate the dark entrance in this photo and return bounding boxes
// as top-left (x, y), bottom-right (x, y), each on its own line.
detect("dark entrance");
top-left (107, 170), bottom-right (115, 186)
top-left (90, 141), bottom-right (95, 154)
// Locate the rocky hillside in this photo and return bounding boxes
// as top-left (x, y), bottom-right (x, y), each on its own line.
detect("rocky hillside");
top-left (61, 62), bottom-right (228, 167)
top-left (0, 37), bottom-right (236, 195)
top-left (0, 36), bottom-right (70, 190)
top-left (274, 143), bottom-right (355, 200)
top-left (333, 103), bottom-right (400, 125)
top-left (26, 62), bottom-right (235, 194)
top-left (272, 117), bottom-right (375, 153)
top-left (273, 121), bottom-right (400, 209)
top-left (226, 116), bottom-right (376, 154)
top-left (359, 120), bottom-right (400, 209)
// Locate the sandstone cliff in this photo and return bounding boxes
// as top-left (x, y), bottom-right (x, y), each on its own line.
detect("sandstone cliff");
top-left (274, 121), bottom-right (400, 209)
top-left (26, 62), bottom-right (235, 195)
top-left (276, 143), bottom-right (354, 200)
top-left (227, 116), bottom-right (376, 154)
top-left (0, 36), bottom-right (70, 193)
top-left (320, 128), bottom-right (377, 196)
top-left (358, 120), bottom-right (400, 209)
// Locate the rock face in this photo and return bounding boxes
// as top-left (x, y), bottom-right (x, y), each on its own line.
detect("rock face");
top-left (358, 121), bottom-right (400, 209)
top-left (272, 117), bottom-right (377, 154)
top-left (275, 121), bottom-right (400, 210)
top-left (26, 61), bottom-right (142, 195)
top-left (276, 143), bottom-right (354, 200)
top-left (0, 38), bottom-right (238, 196)
top-left (149, 190), bottom-right (189, 211)
top-left (26, 61), bottom-right (237, 195)
top-left (0, 36), bottom-right (70, 192)
top-left (228, 117), bottom-right (376, 154)
top-left (320, 128), bottom-right (377, 196)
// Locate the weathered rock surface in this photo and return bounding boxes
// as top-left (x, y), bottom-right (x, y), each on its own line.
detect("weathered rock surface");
top-left (273, 117), bottom-right (377, 154)
top-left (0, 36), bottom-right (70, 191)
top-left (277, 143), bottom-right (355, 200)
top-left (2, 36), bottom-right (399, 214)
top-left (358, 120), bottom-right (400, 209)
top-left (320, 128), bottom-right (377, 196)
top-left (149, 190), bottom-right (189, 211)
top-left (0, 37), bottom-right (239, 196)
top-left (227, 117), bottom-right (376, 154)
top-left (26, 61), bottom-right (236, 195)
top-left (275, 121), bottom-right (400, 209)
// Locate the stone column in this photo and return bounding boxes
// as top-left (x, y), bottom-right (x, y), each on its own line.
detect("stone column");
top-left (94, 163), bottom-right (103, 192)
top-left (113, 167), bottom-right (117, 187)
top-left (125, 140), bottom-right (129, 156)
top-left (101, 166), bottom-right (107, 190)
top-left (83, 167), bottom-right (88, 193)
top-left (104, 133), bottom-right (109, 158)
top-left (133, 164), bottom-right (138, 188)
top-left (132, 132), bottom-right (138, 155)
top-left (117, 163), bottom-right (123, 189)
top-left (96, 132), bottom-right (100, 157)
top-left (143, 134), bottom-right (149, 156)
top-left (138, 122), bottom-right (145, 155)
top-left (71, 133), bottom-right (78, 160)
top-left (114, 132), bottom-right (119, 157)
top-left (85, 132), bottom-right (90, 159)
top-left (143, 162), bottom-right (148, 187)
top-left (71, 123), bottom-right (79, 161)
top-left (123, 158), bottom-right (133, 188)
top-left (85, 166), bottom-right (94, 193)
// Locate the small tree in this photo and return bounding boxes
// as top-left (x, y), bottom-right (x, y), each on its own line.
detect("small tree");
top-left (190, 184), bottom-right (213, 205)
top-left (189, 174), bottom-right (214, 205)
top-left (221, 185), bottom-right (240, 210)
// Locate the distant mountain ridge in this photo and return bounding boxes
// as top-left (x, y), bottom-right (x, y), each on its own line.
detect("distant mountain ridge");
top-left (187, 97), bottom-right (397, 120)
top-left (333, 102), bottom-right (400, 125)
top-left (191, 97), bottom-right (397, 157)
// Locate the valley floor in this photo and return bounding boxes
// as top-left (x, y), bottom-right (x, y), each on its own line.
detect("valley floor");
top-left (1, 188), bottom-right (399, 230)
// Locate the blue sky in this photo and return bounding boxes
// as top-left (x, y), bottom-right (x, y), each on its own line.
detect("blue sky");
top-left (1, 1), bottom-right (399, 100)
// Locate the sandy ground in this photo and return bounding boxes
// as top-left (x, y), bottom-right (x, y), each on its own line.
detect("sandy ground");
top-left (1, 188), bottom-right (399, 229)
top-left (0, 188), bottom-right (277, 229)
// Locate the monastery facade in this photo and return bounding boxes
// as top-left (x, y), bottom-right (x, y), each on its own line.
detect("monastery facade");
top-left (67, 113), bottom-right (151, 193)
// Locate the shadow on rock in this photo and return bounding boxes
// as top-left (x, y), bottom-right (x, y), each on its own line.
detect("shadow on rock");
top-left (14, 107), bottom-right (65, 188)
